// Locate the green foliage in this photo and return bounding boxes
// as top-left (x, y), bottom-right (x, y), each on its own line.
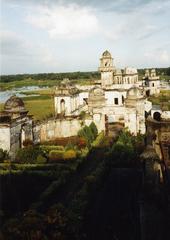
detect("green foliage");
top-left (65, 142), bottom-right (75, 151)
top-left (49, 150), bottom-right (64, 161)
top-left (0, 148), bottom-right (8, 162)
top-left (16, 146), bottom-right (43, 163)
top-left (78, 124), bottom-right (96, 147)
top-left (91, 131), bottom-right (105, 148)
top-left (77, 137), bottom-right (87, 149)
top-left (109, 129), bottom-right (144, 167)
top-left (79, 111), bottom-right (86, 120)
top-left (111, 142), bottom-right (136, 167)
top-left (63, 149), bottom-right (77, 160)
top-left (89, 122), bottom-right (98, 139)
top-left (40, 145), bottom-right (64, 154)
top-left (36, 155), bottom-right (47, 164)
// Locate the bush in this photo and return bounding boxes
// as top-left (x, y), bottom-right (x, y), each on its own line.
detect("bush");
top-left (0, 149), bottom-right (8, 161)
top-left (63, 150), bottom-right (77, 160)
top-left (83, 125), bottom-right (94, 142)
top-left (40, 145), bottom-right (64, 156)
top-left (91, 131), bottom-right (105, 148)
top-left (78, 125), bottom-right (95, 146)
top-left (36, 155), bottom-right (47, 164)
top-left (89, 122), bottom-right (98, 139)
top-left (77, 137), bottom-right (87, 149)
top-left (65, 143), bottom-right (75, 151)
top-left (49, 150), bottom-right (64, 161)
top-left (16, 146), bottom-right (42, 163)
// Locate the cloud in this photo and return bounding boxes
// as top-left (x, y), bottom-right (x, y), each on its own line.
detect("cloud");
top-left (0, 30), bottom-right (28, 56)
top-left (144, 49), bottom-right (170, 66)
top-left (6, 0), bottom-right (169, 13)
top-left (26, 4), bottom-right (99, 39)
top-left (0, 29), bottom-right (57, 74)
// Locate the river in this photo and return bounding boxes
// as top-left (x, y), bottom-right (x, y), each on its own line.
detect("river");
top-left (0, 86), bottom-right (49, 103)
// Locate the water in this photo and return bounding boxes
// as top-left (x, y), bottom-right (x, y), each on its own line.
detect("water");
top-left (0, 86), bottom-right (48, 103)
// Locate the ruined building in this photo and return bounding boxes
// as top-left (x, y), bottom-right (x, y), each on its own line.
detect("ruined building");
top-left (0, 50), bottom-right (167, 157)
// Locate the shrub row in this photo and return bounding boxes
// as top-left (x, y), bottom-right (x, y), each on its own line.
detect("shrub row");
top-left (49, 149), bottom-right (77, 162)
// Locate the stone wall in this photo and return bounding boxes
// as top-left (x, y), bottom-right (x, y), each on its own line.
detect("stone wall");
top-left (0, 125), bottom-right (10, 152)
top-left (38, 115), bottom-right (105, 142)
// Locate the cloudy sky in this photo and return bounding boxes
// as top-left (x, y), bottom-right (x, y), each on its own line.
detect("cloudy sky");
top-left (1, 0), bottom-right (170, 74)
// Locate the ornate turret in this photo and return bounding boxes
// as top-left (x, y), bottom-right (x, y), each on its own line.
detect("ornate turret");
top-left (98, 50), bottom-right (115, 88)
top-left (4, 95), bottom-right (28, 119)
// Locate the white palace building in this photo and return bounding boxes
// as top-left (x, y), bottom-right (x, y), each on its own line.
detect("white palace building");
top-left (0, 50), bottom-right (165, 157)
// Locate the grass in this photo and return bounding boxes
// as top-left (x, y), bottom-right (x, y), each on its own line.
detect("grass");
top-left (25, 97), bottom-right (55, 120)
top-left (148, 89), bottom-right (170, 110)
top-left (19, 88), bottom-right (55, 96)
top-left (0, 89), bottom-right (55, 120)
top-left (0, 78), bottom-right (95, 90)
top-left (0, 78), bottom-right (60, 91)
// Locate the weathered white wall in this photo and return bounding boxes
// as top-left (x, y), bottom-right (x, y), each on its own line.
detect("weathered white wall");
top-left (39, 115), bottom-right (105, 141)
top-left (105, 91), bottom-right (125, 106)
top-left (0, 126), bottom-right (10, 152)
top-left (79, 91), bottom-right (89, 105)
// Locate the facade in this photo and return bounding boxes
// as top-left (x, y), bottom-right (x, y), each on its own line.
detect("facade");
top-left (54, 50), bottom-right (153, 135)
top-left (0, 50), bottom-right (164, 157)
top-left (143, 69), bottom-right (160, 96)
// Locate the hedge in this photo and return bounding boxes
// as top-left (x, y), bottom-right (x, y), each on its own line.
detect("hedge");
top-left (40, 145), bottom-right (64, 153)
top-left (63, 150), bottom-right (77, 160)
top-left (49, 150), bottom-right (64, 161)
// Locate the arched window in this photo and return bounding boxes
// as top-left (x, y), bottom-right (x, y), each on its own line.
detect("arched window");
top-left (60, 99), bottom-right (65, 113)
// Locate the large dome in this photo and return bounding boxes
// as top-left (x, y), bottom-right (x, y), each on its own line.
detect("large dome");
top-left (127, 87), bottom-right (144, 100)
top-left (4, 95), bottom-right (26, 112)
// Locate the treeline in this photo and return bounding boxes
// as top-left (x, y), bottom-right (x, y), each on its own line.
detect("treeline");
top-left (1, 67), bottom-right (169, 84)
top-left (138, 67), bottom-right (170, 76)
top-left (0, 71), bottom-right (100, 83)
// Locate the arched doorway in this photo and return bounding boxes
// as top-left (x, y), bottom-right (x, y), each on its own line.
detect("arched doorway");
top-left (146, 90), bottom-right (150, 97)
top-left (60, 99), bottom-right (65, 113)
top-left (153, 112), bottom-right (161, 121)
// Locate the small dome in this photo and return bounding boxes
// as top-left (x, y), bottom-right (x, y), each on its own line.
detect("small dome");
top-left (61, 78), bottom-right (71, 87)
top-left (114, 68), bottom-right (122, 75)
top-left (102, 50), bottom-right (112, 58)
top-left (127, 87), bottom-right (143, 99)
top-left (4, 95), bottom-right (26, 112)
top-left (151, 69), bottom-right (156, 73)
top-left (89, 87), bottom-right (105, 98)
top-left (124, 67), bottom-right (137, 75)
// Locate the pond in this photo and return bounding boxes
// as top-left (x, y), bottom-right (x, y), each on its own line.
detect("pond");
top-left (0, 86), bottom-right (49, 103)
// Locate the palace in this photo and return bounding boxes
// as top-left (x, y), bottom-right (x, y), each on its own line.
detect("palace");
top-left (1, 50), bottom-right (170, 159)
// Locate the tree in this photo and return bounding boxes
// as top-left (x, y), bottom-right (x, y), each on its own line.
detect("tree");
top-left (89, 122), bottom-right (98, 139)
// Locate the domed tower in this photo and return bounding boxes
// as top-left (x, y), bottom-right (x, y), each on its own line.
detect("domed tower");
top-left (145, 69), bottom-right (150, 78)
top-left (144, 69), bottom-right (160, 95)
top-left (98, 50), bottom-right (115, 88)
top-left (150, 69), bottom-right (156, 78)
top-left (124, 87), bottom-right (146, 135)
top-left (4, 95), bottom-right (28, 119)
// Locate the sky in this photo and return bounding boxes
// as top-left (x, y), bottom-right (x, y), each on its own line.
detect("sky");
top-left (0, 0), bottom-right (170, 74)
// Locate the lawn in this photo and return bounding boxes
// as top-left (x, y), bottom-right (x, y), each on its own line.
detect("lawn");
top-left (0, 89), bottom-right (55, 120)
top-left (25, 98), bottom-right (55, 120)
top-left (148, 89), bottom-right (170, 110)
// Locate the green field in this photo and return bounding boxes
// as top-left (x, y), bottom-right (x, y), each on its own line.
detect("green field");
top-left (148, 89), bottom-right (170, 110)
top-left (0, 89), bottom-right (55, 120)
